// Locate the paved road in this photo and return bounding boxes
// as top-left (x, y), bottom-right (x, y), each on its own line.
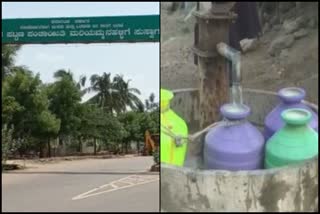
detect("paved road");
top-left (2, 156), bottom-right (159, 212)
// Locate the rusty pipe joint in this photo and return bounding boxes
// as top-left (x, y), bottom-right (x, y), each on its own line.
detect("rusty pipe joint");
top-left (216, 42), bottom-right (241, 86)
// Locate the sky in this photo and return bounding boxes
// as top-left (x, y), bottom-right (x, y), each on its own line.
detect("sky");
top-left (2, 2), bottom-right (160, 103)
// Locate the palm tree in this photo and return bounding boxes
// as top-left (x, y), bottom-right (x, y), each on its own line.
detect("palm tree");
top-left (86, 73), bottom-right (143, 114)
top-left (136, 102), bottom-right (145, 113)
top-left (2, 45), bottom-right (22, 79)
top-left (112, 74), bottom-right (143, 113)
top-left (145, 93), bottom-right (158, 111)
top-left (53, 69), bottom-right (88, 98)
top-left (77, 75), bottom-right (87, 97)
top-left (86, 72), bottom-right (117, 113)
top-left (53, 69), bottom-right (74, 81)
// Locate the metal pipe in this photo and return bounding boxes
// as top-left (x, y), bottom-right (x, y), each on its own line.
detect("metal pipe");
top-left (216, 42), bottom-right (241, 86)
top-left (216, 42), bottom-right (243, 104)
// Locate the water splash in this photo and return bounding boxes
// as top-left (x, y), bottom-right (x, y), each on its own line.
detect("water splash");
top-left (231, 84), bottom-right (243, 105)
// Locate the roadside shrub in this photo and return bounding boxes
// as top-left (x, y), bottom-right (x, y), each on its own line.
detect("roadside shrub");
top-left (2, 125), bottom-right (19, 165)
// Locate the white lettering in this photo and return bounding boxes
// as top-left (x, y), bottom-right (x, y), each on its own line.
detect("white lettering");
top-left (105, 28), bottom-right (130, 40)
top-left (134, 28), bottom-right (159, 39)
top-left (69, 30), bottom-right (105, 39)
top-left (6, 32), bottom-right (25, 41)
top-left (26, 30), bottom-right (65, 38)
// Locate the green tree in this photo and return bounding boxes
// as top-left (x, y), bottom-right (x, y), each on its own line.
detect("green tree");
top-left (47, 69), bottom-right (82, 147)
top-left (78, 104), bottom-right (126, 155)
top-left (145, 93), bottom-right (158, 112)
top-left (2, 95), bottom-right (24, 125)
top-left (3, 67), bottom-right (59, 157)
top-left (2, 45), bottom-right (21, 79)
top-left (2, 125), bottom-right (18, 165)
top-left (98, 111), bottom-right (126, 154)
top-left (4, 68), bottom-right (43, 136)
top-left (149, 106), bottom-right (160, 134)
top-left (112, 74), bottom-right (143, 113)
top-left (86, 73), bottom-right (143, 114)
top-left (87, 72), bottom-right (116, 113)
top-left (36, 110), bottom-right (61, 157)
top-left (77, 75), bottom-right (88, 97)
top-left (118, 104), bottom-right (159, 155)
top-left (118, 111), bottom-right (141, 154)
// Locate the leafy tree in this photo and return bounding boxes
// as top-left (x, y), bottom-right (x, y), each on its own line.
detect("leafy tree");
top-left (112, 74), bottom-right (143, 113)
top-left (86, 73), bottom-right (143, 114)
top-left (86, 72), bottom-right (115, 113)
top-left (35, 110), bottom-right (61, 157)
top-left (98, 111), bottom-right (126, 154)
top-left (78, 104), bottom-right (126, 155)
top-left (148, 107), bottom-right (160, 134)
top-left (3, 68), bottom-right (62, 157)
top-left (2, 95), bottom-right (24, 125)
top-left (3, 68), bottom-right (43, 135)
top-left (145, 93), bottom-right (158, 112)
top-left (2, 45), bottom-right (21, 79)
top-left (2, 125), bottom-right (19, 165)
top-left (47, 69), bottom-right (82, 146)
top-left (118, 106), bottom-right (159, 154)
top-left (118, 111), bottom-right (141, 153)
top-left (77, 75), bottom-right (87, 97)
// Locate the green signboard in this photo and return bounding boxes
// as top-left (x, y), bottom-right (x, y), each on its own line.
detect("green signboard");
top-left (2, 15), bottom-right (159, 44)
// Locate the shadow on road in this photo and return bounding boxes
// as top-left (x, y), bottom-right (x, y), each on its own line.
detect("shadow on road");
top-left (2, 171), bottom-right (159, 175)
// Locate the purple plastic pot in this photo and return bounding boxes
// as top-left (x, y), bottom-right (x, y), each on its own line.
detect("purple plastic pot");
top-left (264, 87), bottom-right (318, 141)
top-left (204, 103), bottom-right (265, 171)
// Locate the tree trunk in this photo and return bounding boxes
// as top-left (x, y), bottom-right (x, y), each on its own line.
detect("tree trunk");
top-left (59, 136), bottom-right (63, 146)
top-left (19, 149), bottom-right (23, 158)
top-left (121, 144), bottom-right (124, 154)
top-left (58, 136), bottom-right (63, 157)
top-left (78, 137), bottom-right (82, 153)
top-left (125, 142), bottom-right (129, 154)
top-left (94, 138), bottom-right (97, 155)
top-left (47, 137), bottom-right (51, 158)
top-left (39, 142), bottom-right (44, 158)
top-left (137, 141), bottom-right (140, 155)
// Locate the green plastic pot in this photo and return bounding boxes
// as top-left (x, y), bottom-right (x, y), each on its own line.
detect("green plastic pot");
top-left (265, 108), bottom-right (318, 168)
top-left (160, 88), bottom-right (188, 166)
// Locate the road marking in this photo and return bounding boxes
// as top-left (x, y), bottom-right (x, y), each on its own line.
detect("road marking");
top-left (72, 174), bottom-right (159, 200)
top-left (110, 183), bottom-right (118, 188)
